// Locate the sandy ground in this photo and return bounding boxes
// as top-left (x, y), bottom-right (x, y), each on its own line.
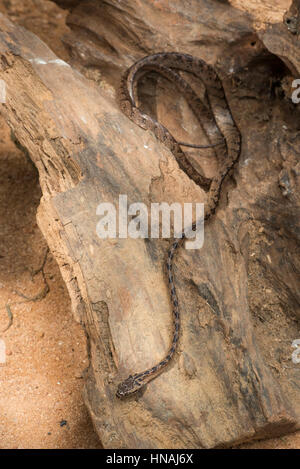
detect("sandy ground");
top-left (0, 119), bottom-right (102, 448)
top-left (0, 0), bottom-right (298, 450)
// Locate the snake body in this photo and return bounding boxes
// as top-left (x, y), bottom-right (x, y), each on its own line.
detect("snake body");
top-left (116, 52), bottom-right (241, 398)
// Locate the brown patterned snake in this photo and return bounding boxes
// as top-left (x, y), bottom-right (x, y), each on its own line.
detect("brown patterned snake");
top-left (116, 52), bottom-right (241, 397)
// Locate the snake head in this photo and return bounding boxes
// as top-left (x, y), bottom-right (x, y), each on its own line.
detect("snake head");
top-left (285, 16), bottom-right (298, 34)
top-left (116, 374), bottom-right (143, 398)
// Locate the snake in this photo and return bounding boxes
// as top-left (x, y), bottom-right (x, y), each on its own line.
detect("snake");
top-left (116, 52), bottom-right (241, 398)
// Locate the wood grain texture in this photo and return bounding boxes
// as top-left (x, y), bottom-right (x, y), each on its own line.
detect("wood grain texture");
top-left (0, 0), bottom-right (299, 448)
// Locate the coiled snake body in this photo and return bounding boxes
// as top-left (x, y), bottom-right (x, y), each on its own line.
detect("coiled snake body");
top-left (116, 52), bottom-right (241, 398)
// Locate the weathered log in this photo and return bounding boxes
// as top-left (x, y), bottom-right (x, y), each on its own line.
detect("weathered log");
top-left (0, 0), bottom-right (299, 448)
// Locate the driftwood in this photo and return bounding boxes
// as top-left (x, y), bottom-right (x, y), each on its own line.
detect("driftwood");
top-left (0, 0), bottom-right (299, 448)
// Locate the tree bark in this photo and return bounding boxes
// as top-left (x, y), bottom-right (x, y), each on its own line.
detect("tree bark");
top-left (0, 0), bottom-right (299, 448)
